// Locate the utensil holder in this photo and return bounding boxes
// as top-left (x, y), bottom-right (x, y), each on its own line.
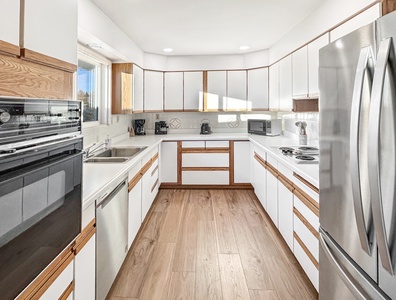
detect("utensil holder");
top-left (299, 135), bottom-right (307, 145)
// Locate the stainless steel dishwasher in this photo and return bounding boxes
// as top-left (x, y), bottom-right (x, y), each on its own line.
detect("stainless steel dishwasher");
top-left (96, 178), bottom-right (128, 300)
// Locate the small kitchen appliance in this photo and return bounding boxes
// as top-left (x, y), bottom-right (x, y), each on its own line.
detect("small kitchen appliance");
top-left (155, 121), bottom-right (168, 134)
top-left (200, 122), bottom-right (212, 134)
top-left (248, 119), bottom-right (282, 136)
top-left (134, 119), bottom-right (146, 135)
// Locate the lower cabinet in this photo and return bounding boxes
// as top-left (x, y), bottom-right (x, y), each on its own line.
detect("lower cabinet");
top-left (277, 179), bottom-right (294, 250)
top-left (128, 163), bottom-right (142, 249)
top-left (141, 151), bottom-right (159, 221)
top-left (74, 233), bottom-right (96, 300)
top-left (266, 155), bottom-right (278, 227)
top-left (251, 144), bottom-right (267, 209)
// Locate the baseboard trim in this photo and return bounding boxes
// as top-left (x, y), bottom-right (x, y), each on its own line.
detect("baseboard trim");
top-left (159, 183), bottom-right (253, 190)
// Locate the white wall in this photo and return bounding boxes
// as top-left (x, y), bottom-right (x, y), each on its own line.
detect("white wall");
top-left (78, 0), bottom-right (144, 64)
top-left (269, 0), bottom-right (379, 63)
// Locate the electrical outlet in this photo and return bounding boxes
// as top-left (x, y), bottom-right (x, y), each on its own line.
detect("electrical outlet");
top-left (156, 113), bottom-right (159, 120)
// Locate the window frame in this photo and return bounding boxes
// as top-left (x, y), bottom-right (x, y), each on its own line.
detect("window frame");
top-left (75, 44), bottom-right (112, 127)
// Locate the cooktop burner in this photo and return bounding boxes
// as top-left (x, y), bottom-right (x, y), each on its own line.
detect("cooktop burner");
top-left (295, 155), bottom-right (315, 161)
top-left (298, 146), bottom-right (318, 151)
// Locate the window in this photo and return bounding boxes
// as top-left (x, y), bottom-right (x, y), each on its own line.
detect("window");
top-left (76, 45), bottom-right (111, 126)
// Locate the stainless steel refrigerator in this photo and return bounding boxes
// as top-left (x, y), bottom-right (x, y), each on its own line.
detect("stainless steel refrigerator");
top-left (319, 10), bottom-right (396, 300)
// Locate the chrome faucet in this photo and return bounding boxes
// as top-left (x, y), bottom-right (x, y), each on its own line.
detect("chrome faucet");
top-left (85, 140), bottom-right (108, 158)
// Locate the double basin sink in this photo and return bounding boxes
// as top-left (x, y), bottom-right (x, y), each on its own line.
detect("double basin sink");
top-left (85, 146), bottom-right (147, 163)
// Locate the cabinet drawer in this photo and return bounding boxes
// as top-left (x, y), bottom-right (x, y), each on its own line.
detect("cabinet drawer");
top-left (182, 141), bottom-right (205, 148)
top-left (277, 161), bottom-right (293, 182)
top-left (182, 153), bottom-right (229, 168)
top-left (40, 261), bottom-right (74, 300)
top-left (182, 171), bottom-right (229, 185)
top-left (294, 236), bottom-right (319, 291)
top-left (205, 140), bottom-right (229, 148)
top-left (128, 162), bottom-right (142, 180)
top-left (294, 195), bottom-right (319, 230)
top-left (294, 215), bottom-right (319, 261)
top-left (293, 173), bottom-right (319, 203)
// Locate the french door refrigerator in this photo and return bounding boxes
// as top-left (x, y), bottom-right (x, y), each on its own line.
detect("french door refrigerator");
top-left (319, 10), bottom-right (396, 300)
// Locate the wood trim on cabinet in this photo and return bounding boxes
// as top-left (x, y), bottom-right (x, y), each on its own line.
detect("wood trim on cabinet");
top-left (141, 159), bottom-right (153, 176)
top-left (254, 152), bottom-right (267, 169)
top-left (294, 232), bottom-right (319, 270)
top-left (128, 172), bottom-right (142, 192)
top-left (293, 188), bottom-right (319, 217)
top-left (382, 0), bottom-right (396, 15)
top-left (16, 243), bottom-right (75, 300)
top-left (181, 148), bottom-right (229, 153)
top-left (112, 63), bottom-right (133, 114)
top-left (0, 40), bottom-right (20, 57)
top-left (278, 174), bottom-right (294, 192)
top-left (59, 281), bottom-right (74, 300)
top-left (151, 178), bottom-right (159, 193)
top-left (159, 183), bottom-right (253, 190)
top-left (266, 162), bottom-right (278, 178)
top-left (152, 152), bottom-right (159, 162)
top-left (177, 141), bottom-right (182, 184)
top-left (294, 207), bottom-right (319, 240)
top-left (151, 165), bottom-right (159, 177)
top-left (20, 48), bottom-right (77, 73)
top-left (182, 167), bottom-right (229, 171)
top-left (229, 140), bottom-right (234, 185)
top-left (293, 172), bottom-right (319, 193)
top-left (74, 218), bottom-right (96, 255)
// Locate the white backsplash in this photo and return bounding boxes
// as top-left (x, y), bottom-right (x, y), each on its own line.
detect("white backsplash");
top-left (82, 114), bottom-right (134, 148)
top-left (280, 112), bottom-right (319, 143)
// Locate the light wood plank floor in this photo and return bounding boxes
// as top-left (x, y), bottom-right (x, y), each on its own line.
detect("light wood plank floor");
top-left (108, 189), bottom-right (318, 300)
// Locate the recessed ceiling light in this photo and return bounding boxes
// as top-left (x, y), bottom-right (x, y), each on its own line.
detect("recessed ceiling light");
top-left (239, 45), bottom-right (250, 50)
top-left (163, 48), bottom-right (173, 52)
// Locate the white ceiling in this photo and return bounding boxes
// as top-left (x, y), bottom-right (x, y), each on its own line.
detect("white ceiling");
top-left (91, 0), bottom-right (324, 56)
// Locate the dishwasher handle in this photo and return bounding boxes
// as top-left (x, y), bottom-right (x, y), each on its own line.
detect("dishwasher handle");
top-left (97, 180), bottom-right (127, 209)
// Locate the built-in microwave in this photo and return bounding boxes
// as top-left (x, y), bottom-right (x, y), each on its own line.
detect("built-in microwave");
top-left (248, 119), bottom-right (282, 136)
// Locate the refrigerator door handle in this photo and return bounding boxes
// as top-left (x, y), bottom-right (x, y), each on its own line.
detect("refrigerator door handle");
top-left (320, 229), bottom-right (389, 300)
top-left (350, 46), bottom-right (373, 255)
top-left (368, 37), bottom-right (394, 275)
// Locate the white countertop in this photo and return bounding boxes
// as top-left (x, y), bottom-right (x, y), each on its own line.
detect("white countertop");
top-left (82, 133), bottom-right (319, 209)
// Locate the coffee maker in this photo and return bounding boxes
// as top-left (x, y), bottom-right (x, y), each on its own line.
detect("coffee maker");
top-left (155, 121), bottom-right (168, 134)
top-left (134, 119), bottom-right (146, 135)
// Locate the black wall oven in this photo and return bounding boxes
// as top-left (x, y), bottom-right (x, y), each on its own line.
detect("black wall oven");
top-left (0, 98), bottom-right (83, 299)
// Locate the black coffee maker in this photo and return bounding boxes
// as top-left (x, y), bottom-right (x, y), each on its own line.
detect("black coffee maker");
top-left (134, 119), bottom-right (146, 135)
top-left (155, 121), bottom-right (168, 134)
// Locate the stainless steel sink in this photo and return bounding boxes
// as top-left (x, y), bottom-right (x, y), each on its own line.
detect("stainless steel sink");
top-left (95, 147), bottom-right (147, 158)
top-left (85, 157), bottom-right (129, 163)
top-left (85, 146), bottom-right (147, 163)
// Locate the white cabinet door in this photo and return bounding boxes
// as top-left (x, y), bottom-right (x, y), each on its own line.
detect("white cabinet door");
top-left (292, 46), bottom-right (308, 97)
top-left (279, 55), bottom-right (293, 111)
top-left (248, 68), bottom-right (269, 110)
top-left (0, 0), bottom-right (19, 48)
top-left (23, 0), bottom-right (77, 65)
top-left (266, 170), bottom-right (278, 227)
top-left (251, 145), bottom-right (267, 209)
top-left (40, 260), bottom-right (74, 300)
top-left (161, 142), bottom-right (178, 183)
top-left (234, 141), bottom-right (250, 183)
top-left (144, 70), bottom-right (163, 111)
top-left (330, 4), bottom-right (380, 43)
top-left (308, 34), bottom-right (328, 96)
top-left (141, 170), bottom-right (151, 221)
top-left (278, 181), bottom-right (293, 250)
top-left (206, 71), bottom-right (226, 111)
top-left (133, 64), bottom-right (144, 113)
top-left (128, 180), bottom-right (142, 248)
top-left (164, 72), bottom-right (183, 111)
top-left (226, 70), bottom-right (247, 111)
top-left (74, 235), bottom-right (95, 300)
top-left (269, 63), bottom-right (279, 110)
top-left (184, 72), bottom-right (203, 111)
top-left (182, 171), bottom-right (229, 185)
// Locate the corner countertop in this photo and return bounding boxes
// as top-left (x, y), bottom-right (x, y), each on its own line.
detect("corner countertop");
top-left (82, 133), bottom-right (319, 210)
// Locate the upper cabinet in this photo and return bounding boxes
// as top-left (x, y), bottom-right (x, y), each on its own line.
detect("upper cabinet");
top-left (292, 46), bottom-right (308, 98)
top-left (144, 70), bottom-right (163, 111)
top-left (23, 0), bottom-right (77, 69)
top-left (248, 68), bottom-right (269, 111)
top-left (226, 70), bottom-right (247, 111)
top-left (308, 34), bottom-right (328, 96)
top-left (206, 71), bottom-right (226, 111)
top-left (0, 0), bottom-right (20, 56)
top-left (133, 64), bottom-right (144, 113)
top-left (269, 63), bottom-right (279, 111)
top-left (184, 71), bottom-right (203, 111)
top-left (164, 72), bottom-right (183, 111)
top-left (112, 63), bottom-right (133, 114)
top-left (279, 55), bottom-right (293, 111)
